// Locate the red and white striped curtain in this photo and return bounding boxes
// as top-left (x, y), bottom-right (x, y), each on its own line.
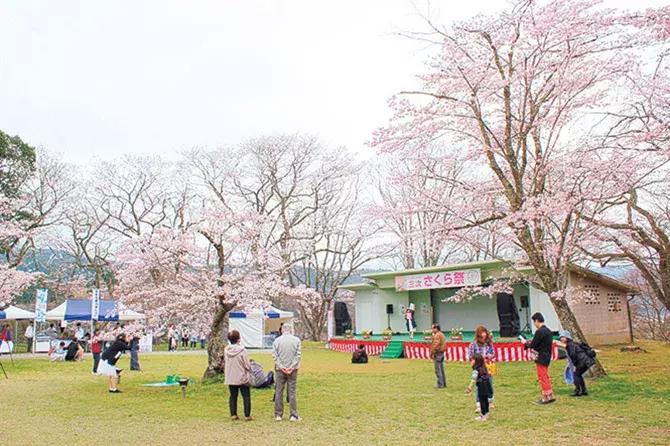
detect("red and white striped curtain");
top-left (327, 339), bottom-right (388, 356)
top-left (403, 341), bottom-right (560, 362)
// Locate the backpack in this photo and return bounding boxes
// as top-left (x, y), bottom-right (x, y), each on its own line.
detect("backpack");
top-left (579, 342), bottom-right (596, 359)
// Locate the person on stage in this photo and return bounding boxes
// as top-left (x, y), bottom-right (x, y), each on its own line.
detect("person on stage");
top-left (405, 306), bottom-right (417, 339)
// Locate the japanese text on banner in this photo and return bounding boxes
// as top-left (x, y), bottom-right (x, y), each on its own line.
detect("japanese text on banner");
top-left (395, 269), bottom-right (482, 291)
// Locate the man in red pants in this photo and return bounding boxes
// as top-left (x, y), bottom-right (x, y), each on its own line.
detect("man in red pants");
top-left (523, 312), bottom-right (555, 405)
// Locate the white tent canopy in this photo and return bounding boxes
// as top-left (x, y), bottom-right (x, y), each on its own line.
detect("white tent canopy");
top-left (0, 305), bottom-right (36, 320)
top-left (229, 306), bottom-right (294, 348)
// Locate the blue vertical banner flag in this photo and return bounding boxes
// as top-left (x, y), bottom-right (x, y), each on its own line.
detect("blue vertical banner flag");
top-left (35, 289), bottom-right (48, 322)
top-left (91, 289), bottom-right (101, 320)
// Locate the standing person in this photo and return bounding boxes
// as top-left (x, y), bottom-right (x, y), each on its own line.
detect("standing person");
top-left (405, 307), bottom-right (417, 339)
top-left (430, 323), bottom-right (447, 389)
top-left (199, 331), bottom-right (207, 349)
top-left (167, 325), bottom-right (175, 352)
top-left (523, 312), bottom-right (555, 405)
top-left (224, 329), bottom-right (254, 421)
top-left (45, 323), bottom-right (58, 339)
top-left (272, 324), bottom-right (302, 422)
top-left (468, 326), bottom-right (496, 413)
top-left (98, 333), bottom-right (131, 393)
top-left (25, 321), bottom-right (35, 353)
top-left (465, 354), bottom-right (493, 421)
top-left (129, 335), bottom-right (142, 371)
top-left (181, 330), bottom-right (189, 349)
top-left (190, 333), bottom-right (198, 350)
top-left (173, 327), bottom-right (181, 351)
top-left (89, 330), bottom-right (103, 374)
top-left (559, 330), bottom-right (595, 397)
top-left (1, 324), bottom-right (11, 343)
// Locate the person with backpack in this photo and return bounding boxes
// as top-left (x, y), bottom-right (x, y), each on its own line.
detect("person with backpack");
top-left (559, 330), bottom-right (596, 396)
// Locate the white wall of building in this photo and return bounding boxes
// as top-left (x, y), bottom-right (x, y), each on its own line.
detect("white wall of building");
top-left (354, 288), bottom-right (409, 333)
top-left (529, 286), bottom-right (562, 332)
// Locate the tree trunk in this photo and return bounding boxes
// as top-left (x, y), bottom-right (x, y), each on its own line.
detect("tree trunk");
top-left (203, 299), bottom-right (236, 379)
top-left (551, 297), bottom-right (607, 378)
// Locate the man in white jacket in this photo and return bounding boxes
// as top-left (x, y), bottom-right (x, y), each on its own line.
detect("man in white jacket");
top-left (272, 324), bottom-right (302, 422)
top-left (24, 321), bottom-right (35, 353)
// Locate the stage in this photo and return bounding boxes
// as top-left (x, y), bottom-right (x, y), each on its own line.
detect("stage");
top-left (327, 331), bottom-right (559, 362)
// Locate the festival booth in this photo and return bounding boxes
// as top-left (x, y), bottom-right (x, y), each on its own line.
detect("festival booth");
top-left (229, 306), bottom-right (294, 349)
top-left (0, 306), bottom-right (36, 353)
top-left (37, 299), bottom-right (147, 353)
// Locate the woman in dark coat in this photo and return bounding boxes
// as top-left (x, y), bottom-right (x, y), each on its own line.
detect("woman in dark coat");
top-left (559, 330), bottom-right (595, 396)
top-left (129, 335), bottom-right (142, 371)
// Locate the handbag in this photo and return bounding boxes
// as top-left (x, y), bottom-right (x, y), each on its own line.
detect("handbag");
top-left (486, 361), bottom-right (498, 377)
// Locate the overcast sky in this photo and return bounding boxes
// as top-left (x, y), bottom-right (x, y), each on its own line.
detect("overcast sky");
top-left (0, 0), bottom-right (666, 164)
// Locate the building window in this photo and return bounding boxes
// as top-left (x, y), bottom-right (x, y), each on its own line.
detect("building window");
top-left (607, 293), bottom-right (623, 312)
top-left (583, 284), bottom-right (601, 305)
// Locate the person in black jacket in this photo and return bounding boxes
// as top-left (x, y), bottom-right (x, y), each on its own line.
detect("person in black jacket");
top-left (351, 344), bottom-right (368, 364)
top-left (559, 330), bottom-right (595, 397)
top-left (64, 338), bottom-right (83, 362)
top-left (98, 333), bottom-right (131, 393)
top-left (523, 312), bottom-right (555, 405)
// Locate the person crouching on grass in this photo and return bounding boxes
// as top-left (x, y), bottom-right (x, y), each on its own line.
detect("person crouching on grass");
top-left (98, 333), bottom-right (131, 393)
top-left (465, 354), bottom-right (493, 421)
top-left (224, 329), bottom-right (254, 421)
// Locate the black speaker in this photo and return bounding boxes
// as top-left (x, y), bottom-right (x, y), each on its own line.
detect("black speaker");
top-left (520, 296), bottom-right (529, 308)
top-left (386, 304), bottom-right (394, 314)
top-left (496, 293), bottom-right (520, 337)
top-left (334, 302), bottom-right (351, 336)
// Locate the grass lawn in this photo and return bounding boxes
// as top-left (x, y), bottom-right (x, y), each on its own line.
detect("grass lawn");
top-left (1, 341), bottom-right (668, 445)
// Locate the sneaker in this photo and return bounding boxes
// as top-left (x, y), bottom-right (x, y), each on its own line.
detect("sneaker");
top-left (570, 391), bottom-right (582, 397)
top-left (580, 392), bottom-right (588, 397)
top-left (275, 416), bottom-right (282, 422)
top-left (289, 416), bottom-right (302, 422)
top-left (108, 389), bottom-right (122, 393)
top-left (532, 399), bottom-right (549, 405)
top-left (244, 416), bottom-right (255, 421)
top-left (231, 416), bottom-right (239, 421)
top-left (475, 403), bottom-right (481, 414)
top-left (547, 398), bottom-right (556, 403)
top-left (474, 415), bottom-right (488, 421)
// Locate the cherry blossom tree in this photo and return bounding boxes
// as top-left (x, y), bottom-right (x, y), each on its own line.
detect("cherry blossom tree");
top-left (372, 0), bottom-right (668, 376)
top-left (371, 145), bottom-right (513, 269)
top-left (0, 197), bottom-right (38, 306)
top-left (186, 134), bottom-right (380, 343)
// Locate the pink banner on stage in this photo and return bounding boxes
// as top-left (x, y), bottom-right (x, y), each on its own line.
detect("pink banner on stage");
top-left (403, 341), bottom-right (560, 362)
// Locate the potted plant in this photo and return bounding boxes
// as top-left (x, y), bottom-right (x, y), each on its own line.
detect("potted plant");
top-left (422, 330), bottom-right (433, 340)
top-left (362, 329), bottom-right (372, 340)
top-left (381, 329), bottom-right (393, 341)
top-left (450, 327), bottom-right (463, 340)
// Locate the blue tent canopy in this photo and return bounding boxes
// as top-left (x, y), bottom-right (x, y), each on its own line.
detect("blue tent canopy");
top-left (45, 299), bottom-right (145, 322)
